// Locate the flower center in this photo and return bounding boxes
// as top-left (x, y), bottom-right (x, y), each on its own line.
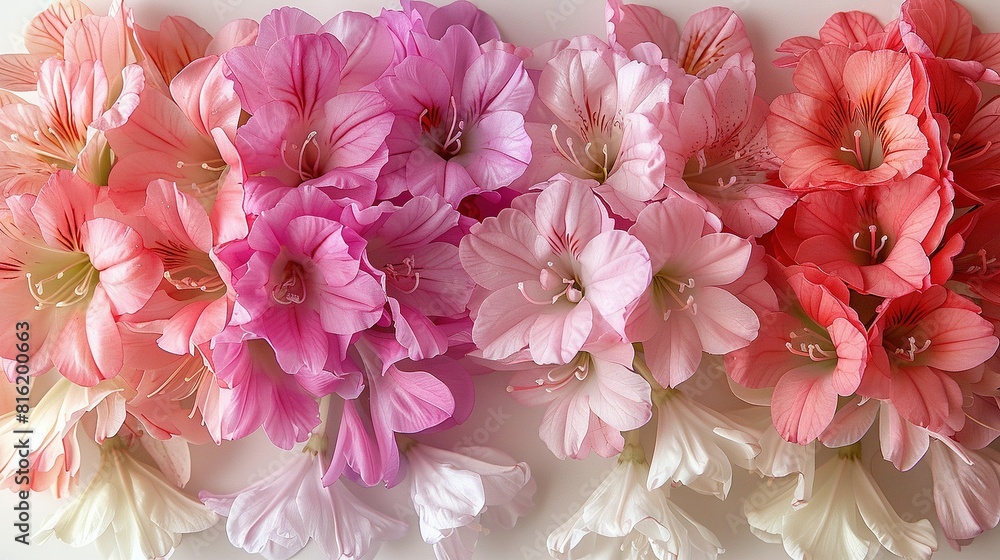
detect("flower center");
top-left (157, 243), bottom-right (225, 294)
top-left (549, 124), bottom-right (612, 182)
top-left (851, 224), bottom-right (889, 264)
top-left (784, 327), bottom-right (837, 361)
top-left (507, 353), bottom-right (591, 394)
top-left (886, 335), bottom-right (932, 363)
top-left (838, 123), bottom-right (884, 171)
top-left (957, 248), bottom-right (1000, 280)
top-left (280, 130), bottom-right (321, 182)
top-left (420, 96), bottom-right (465, 158)
top-left (25, 254), bottom-right (99, 310)
top-left (517, 261), bottom-right (583, 305)
top-left (272, 261), bottom-right (307, 305)
top-left (383, 255), bottom-right (420, 295)
top-left (652, 273), bottom-right (697, 320)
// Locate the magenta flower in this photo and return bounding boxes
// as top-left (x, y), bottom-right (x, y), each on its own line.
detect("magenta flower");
top-left (376, 25), bottom-right (533, 206)
top-left (460, 177), bottom-right (651, 364)
top-left (0, 172), bottom-right (162, 386)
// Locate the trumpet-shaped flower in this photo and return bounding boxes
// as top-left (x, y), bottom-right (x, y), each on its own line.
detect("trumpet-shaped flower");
top-left (460, 177), bottom-right (651, 364)
top-left (900, 0), bottom-right (1000, 84)
top-left (929, 439), bottom-right (1000, 543)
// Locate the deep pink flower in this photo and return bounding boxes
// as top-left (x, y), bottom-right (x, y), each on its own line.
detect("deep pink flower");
top-left (0, 172), bottom-right (162, 386)
top-left (460, 177), bottom-right (651, 364)
top-left (605, 1), bottom-right (753, 77)
top-left (901, 0), bottom-right (1000, 84)
top-left (776, 173), bottom-right (950, 298)
top-left (658, 66), bottom-right (794, 238)
top-left (768, 46), bottom-right (929, 191)
top-left (725, 262), bottom-right (868, 444)
top-left (627, 199), bottom-right (758, 387)
top-left (507, 339), bottom-right (651, 459)
top-left (376, 25), bottom-right (533, 206)
top-left (403, 0), bottom-right (501, 43)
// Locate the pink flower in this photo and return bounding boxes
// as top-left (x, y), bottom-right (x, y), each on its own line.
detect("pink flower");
top-left (605, 1), bottom-right (753, 77)
top-left (133, 17), bottom-right (257, 91)
top-left (658, 66), bottom-right (795, 238)
top-left (901, 0), bottom-right (1000, 84)
top-left (219, 187), bottom-right (385, 377)
top-left (460, 177), bottom-right (651, 364)
top-left (402, 0), bottom-right (502, 44)
top-left (774, 11), bottom-right (902, 69)
top-left (768, 46), bottom-right (929, 191)
top-left (0, 0), bottom-right (92, 91)
top-left (506, 339), bottom-right (652, 459)
top-left (376, 25), bottom-right (533, 206)
top-left (929, 440), bottom-right (1000, 544)
top-left (627, 199), bottom-right (759, 387)
top-left (947, 202), bottom-right (1000, 305)
top-left (520, 42), bottom-right (673, 218)
top-left (725, 262), bottom-right (868, 444)
top-left (0, 172), bottom-right (162, 386)
top-left (776, 173), bottom-right (950, 298)
top-left (860, 286), bottom-right (998, 435)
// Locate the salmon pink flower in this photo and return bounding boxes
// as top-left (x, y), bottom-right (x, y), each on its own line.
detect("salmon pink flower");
top-left (726, 262), bottom-right (868, 444)
top-left (776, 173), bottom-right (950, 298)
top-left (605, 1), bottom-right (753, 78)
top-left (950, 201), bottom-right (1000, 305)
top-left (0, 0), bottom-right (92, 91)
top-left (0, 172), bottom-right (162, 386)
top-left (506, 340), bottom-right (652, 460)
top-left (627, 199), bottom-right (759, 387)
top-left (658, 66), bottom-right (794, 238)
top-left (901, 0), bottom-right (1000, 84)
top-left (768, 46), bottom-right (929, 191)
top-left (460, 177), bottom-right (651, 364)
top-left (774, 11), bottom-right (903, 69)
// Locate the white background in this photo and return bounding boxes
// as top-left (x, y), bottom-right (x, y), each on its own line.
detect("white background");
top-left (2, 0), bottom-right (1000, 559)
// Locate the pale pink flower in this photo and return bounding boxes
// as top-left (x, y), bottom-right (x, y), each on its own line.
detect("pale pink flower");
top-left (376, 25), bottom-right (533, 206)
top-left (768, 46), bottom-right (929, 191)
top-left (0, 172), bottom-right (162, 386)
top-left (519, 41), bottom-right (674, 218)
top-left (929, 439), bottom-right (1000, 544)
top-left (605, 1), bottom-right (753, 77)
top-left (901, 0), bottom-right (1000, 84)
top-left (658, 66), bottom-right (794, 238)
top-left (506, 339), bottom-right (651, 460)
top-left (0, 0), bottom-right (92, 91)
top-left (201, 441), bottom-right (406, 560)
top-left (405, 442), bottom-right (535, 559)
top-left (725, 262), bottom-right (868, 444)
top-left (460, 177), bottom-right (651, 364)
top-left (627, 199), bottom-right (759, 387)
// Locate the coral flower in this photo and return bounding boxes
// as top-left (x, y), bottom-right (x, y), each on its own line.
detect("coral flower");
top-left (774, 11), bottom-right (903, 69)
top-left (768, 46), bottom-right (929, 191)
top-left (901, 0), bottom-right (1000, 84)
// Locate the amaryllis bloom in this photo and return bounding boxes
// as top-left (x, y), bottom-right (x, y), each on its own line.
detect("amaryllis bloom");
top-left (340, 195), bottom-right (474, 361)
top-left (376, 24), bottom-right (534, 206)
top-left (950, 201), bottom-right (1000, 304)
top-left (627, 199), bottom-right (759, 387)
top-left (605, 1), bottom-right (754, 78)
top-left (745, 447), bottom-right (937, 560)
top-left (726, 263), bottom-right (868, 444)
top-left (860, 286), bottom-right (998, 435)
top-left (0, 379), bottom-right (117, 497)
top-left (768, 46), bottom-right (929, 191)
top-left (35, 437), bottom-right (217, 560)
top-left (0, 172), bottom-right (162, 386)
top-left (929, 439), bottom-right (1000, 543)
top-left (460, 177), bottom-right (651, 364)
top-left (201, 435), bottom-right (406, 560)
top-left (506, 340), bottom-right (652, 460)
top-left (0, 0), bottom-right (92, 91)
top-left (776, 173), bottom-right (949, 297)
top-left (406, 442), bottom-right (535, 559)
top-left (774, 11), bottom-right (903, 69)
top-left (548, 442), bottom-right (723, 560)
top-left (520, 40), bottom-right (674, 219)
top-left (220, 187), bottom-right (385, 377)
top-left (901, 0), bottom-right (1000, 84)
top-left (731, 405), bottom-right (816, 506)
top-left (645, 386), bottom-right (758, 499)
top-left (658, 66), bottom-right (794, 238)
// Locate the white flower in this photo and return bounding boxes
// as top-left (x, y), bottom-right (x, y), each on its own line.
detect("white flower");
top-left (744, 446), bottom-right (937, 560)
top-left (200, 436), bottom-right (406, 560)
top-left (929, 439), bottom-right (1000, 543)
top-left (35, 436), bottom-right (217, 559)
top-left (731, 405), bottom-right (815, 505)
top-left (548, 443), bottom-right (723, 560)
top-left (647, 388), bottom-right (758, 499)
top-left (406, 443), bottom-right (535, 560)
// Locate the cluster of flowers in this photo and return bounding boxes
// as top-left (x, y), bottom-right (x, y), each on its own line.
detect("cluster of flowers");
top-left (0, 0), bottom-right (999, 559)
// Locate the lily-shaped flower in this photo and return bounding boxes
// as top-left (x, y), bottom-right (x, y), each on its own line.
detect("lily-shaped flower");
top-left (768, 45), bottom-right (929, 191)
top-left (773, 11), bottom-right (902, 69)
top-left (929, 439), bottom-right (1000, 545)
top-left (506, 339), bottom-right (652, 460)
top-left (548, 441), bottom-right (723, 560)
top-left (745, 445), bottom-right (937, 560)
top-left (201, 431), bottom-right (406, 560)
top-left (901, 0), bottom-right (1000, 84)
top-left (405, 442), bottom-right (535, 559)
top-left (0, 0), bottom-right (92, 91)
top-left (35, 436), bottom-right (217, 560)
top-left (460, 177), bottom-right (651, 364)
top-left (0, 171), bottom-right (163, 386)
